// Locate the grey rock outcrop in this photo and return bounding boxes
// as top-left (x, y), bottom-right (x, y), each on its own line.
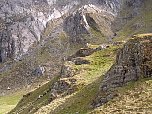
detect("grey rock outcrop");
top-left (0, 29), bottom-right (15, 62)
top-left (67, 48), bottom-right (95, 61)
top-left (33, 65), bottom-right (45, 76)
top-left (101, 35), bottom-right (152, 91)
top-left (72, 57), bottom-right (90, 65)
top-left (0, 0), bottom-right (122, 62)
top-left (61, 65), bottom-right (78, 78)
top-left (92, 34), bottom-right (152, 107)
top-left (63, 11), bottom-right (90, 43)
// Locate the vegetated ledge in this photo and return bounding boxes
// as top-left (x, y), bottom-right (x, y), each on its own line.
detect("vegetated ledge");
top-left (92, 33), bottom-right (152, 108)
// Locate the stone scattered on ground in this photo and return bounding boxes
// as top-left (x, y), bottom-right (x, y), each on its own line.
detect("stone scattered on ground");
top-left (71, 57), bottom-right (90, 65)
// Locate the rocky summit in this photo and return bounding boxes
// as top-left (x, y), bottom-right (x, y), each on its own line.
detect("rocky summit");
top-left (0, 0), bottom-right (152, 114)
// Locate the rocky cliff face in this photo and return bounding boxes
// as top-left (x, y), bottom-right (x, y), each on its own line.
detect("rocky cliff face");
top-left (101, 34), bottom-right (152, 91)
top-left (0, 0), bottom-right (121, 62)
top-left (92, 34), bottom-right (152, 107)
top-left (0, 0), bottom-right (149, 62)
top-left (0, 0), bottom-right (39, 61)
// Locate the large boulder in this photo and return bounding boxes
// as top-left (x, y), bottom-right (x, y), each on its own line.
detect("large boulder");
top-left (67, 48), bottom-right (95, 61)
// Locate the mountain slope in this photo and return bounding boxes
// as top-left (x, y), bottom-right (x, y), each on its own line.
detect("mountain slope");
top-left (9, 34), bottom-right (152, 114)
top-left (9, 44), bottom-right (120, 114)
top-left (0, 0), bottom-right (152, 114)
top-left (91, 78), bottom-right (152, 114)
top-left (0, 0), bottom-right (121, 96)
top-left (113, 0), bottom-right (152, 40)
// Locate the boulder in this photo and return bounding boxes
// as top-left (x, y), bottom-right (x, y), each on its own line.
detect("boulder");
top-left (67, 48), bottom-right (95, 61)
top-left (33, 66), bottom-right (45, 76)
top-left (75, 48), bottom-right (95, 57)
top-left (61, 65), bottom-right (77, 78)
top-left (72, 57), bottom-right (90, 65)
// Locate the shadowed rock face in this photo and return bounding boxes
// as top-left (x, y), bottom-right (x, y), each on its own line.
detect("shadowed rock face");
top-left (0, 29), bottom-right (15, 62)
top-left (63, 11), bottom-right (90, 43)
top-left (101, 34), bottom-right (152, 91)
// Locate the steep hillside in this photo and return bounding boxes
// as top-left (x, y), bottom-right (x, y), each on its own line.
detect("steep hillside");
top-left (9, 44), bottom-right (120, 114)
top-left (0, 0), bottom-right (152, 114)
top-left (93, 33), bottom-right (152, 108)
top-left (91, 78), bottom-right (152, 114)
top-left (113, 0), bottom-right (152, 40)
top-left (0, 0), bottom-right (121, 96)
top-left (9, 34), bottom-right (152, 114)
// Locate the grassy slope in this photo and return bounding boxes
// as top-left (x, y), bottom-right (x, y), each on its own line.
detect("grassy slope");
top-left (9, 76), bottom-right (59, 114)
top-left (10, 36), bottom-right (152, 114)
top-left (90, 78), bottom-right (152, 114)
top-left (114, 0), bottom-right (152, 41)
top-left (1, 1), bottom-right (152, 113)
top-left (0, 91), bottom-right (25, 114)
top-left (90, 34), bottom-right (152, 114)
top-left (0, 51), bottom-right (48, 114)
top-left (34, 46), bottom-right (119, 114)
top-left (0, 40), bottom-right (61, 114)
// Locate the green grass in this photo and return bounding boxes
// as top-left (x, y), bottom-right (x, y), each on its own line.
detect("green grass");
top-left (33, 45), bottom-right (120, 114)
top-left (88, 28), bottom-right (107, 44)
top-left (9, 76), bottom-right (59, 114)
top-left (0, 91), bottom-right (25, 114)
top-left (52, 78), bottom-right (102, 114)
top-left (52, 46), bottom-right (119, 114)
top-left (0, 41), bottom-right (58, 114)
top-left (90, 78), bottom-right (152, 114)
